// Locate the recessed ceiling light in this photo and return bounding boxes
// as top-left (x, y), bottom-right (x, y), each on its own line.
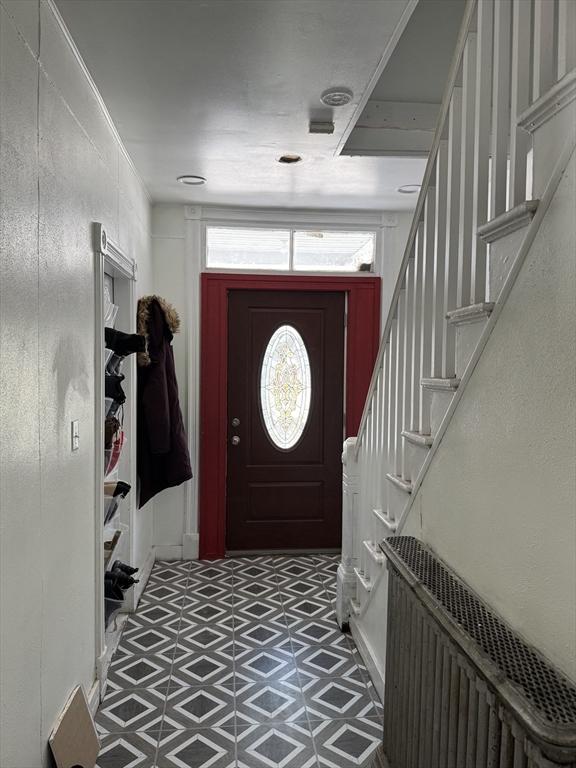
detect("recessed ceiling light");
top-left (398, 184), bottom-right (421, 194)
top-left (278, 154), bottom-right (302, 164)
top-left (177, 175), bottom-right (206, 185)
top-left (320, 87), bottom-right (353, 107)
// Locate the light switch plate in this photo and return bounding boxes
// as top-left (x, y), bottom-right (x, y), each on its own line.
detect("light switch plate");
top-left (71, 420), bottom-right (80, 451)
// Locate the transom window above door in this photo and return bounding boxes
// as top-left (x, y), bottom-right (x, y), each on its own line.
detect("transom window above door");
top-left (205, 226), bottom-right (376, 273)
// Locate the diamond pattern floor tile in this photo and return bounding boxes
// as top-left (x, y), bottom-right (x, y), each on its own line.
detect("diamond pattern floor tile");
top-left (235, 681), bottom-right (307, 725)
top-left (116, 623), bottom-right (179, 656)
top-left (130, 601), bottom-right (182, 627)
top-left (234, 596), bottom-right (285, 623)
top-left (282, 597), bottom-right (333, 622)
top-left (106, 652), bottom-right (173, 691)
top-left (235, 648), bottom-right (297, 684)
top-left (302, 677), bottom-right (379, 721)
top-left (237, 722), bottom-right (317, 768)
top-left (177, 623), bottom-right (235, 653)
top-left (312, 717), bottom-right (383, 766)
top-left (171, 651), bottom-right (235, 688)
top-left (287, 618), bottom-right (349, 647)
top-left (234, 579), bottom-right (281, 600)
top-left (156, 726), bottom-right (236, 768)
top-left (182, 600), bottom-right (234, 624)
top-left (96, 731), bottom-right (159, 768)
top-left (295, 645), bottom-right (363, 681)
top-left (96, 688), bottom-right (166, 734)
top-left (147, 568), bottom-right (189, 590)
top-left (234, 621), bottom-right (292, 652)
top-left (278, 579), bottom-right (329, 600)
top-left (163, 685), bottom-right (236, 731)
top-left (97, 553), bottom-right (387, 768)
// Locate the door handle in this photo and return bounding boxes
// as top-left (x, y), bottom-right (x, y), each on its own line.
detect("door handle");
top-left (232, 417), bottom-right (240, 427)
top-left (231, 435), bottom-right (240, 446)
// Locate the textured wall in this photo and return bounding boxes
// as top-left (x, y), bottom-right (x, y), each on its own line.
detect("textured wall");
top-left (0, 2), bottom-right (152, 765)
top-left (150, 204), bottom-right (190, 556)
top-left (403, 149), bottom-right (576, 681)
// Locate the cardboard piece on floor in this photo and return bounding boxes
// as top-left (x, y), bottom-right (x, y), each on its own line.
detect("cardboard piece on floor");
top-left (48, 686), bottom-right (100, 768)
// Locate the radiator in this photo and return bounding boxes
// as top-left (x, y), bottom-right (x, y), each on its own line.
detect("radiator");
top-left (380, 537), bottom-right (576, 768)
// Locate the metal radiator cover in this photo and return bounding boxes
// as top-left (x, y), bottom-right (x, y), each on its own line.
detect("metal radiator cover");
top-left (381, 536), bottom-right (576, 768)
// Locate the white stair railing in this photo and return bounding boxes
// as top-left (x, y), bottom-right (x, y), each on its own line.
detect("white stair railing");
top-left (337, 0), bottom-right (576, 627)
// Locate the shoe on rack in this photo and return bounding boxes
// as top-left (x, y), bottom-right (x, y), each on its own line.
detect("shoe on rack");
top-left (105, 327), bottom-right (146, 356)
top-left (105, 417), bottom-right (121, 450)
top-left (106, 568), bottom-right (139, 590)
top-left (104, 578), bottom-right (125, 601)
top-left (106, 353), bottom-right (125, 376)
top-left (104, 481), bottom-right (131, 499)
top-left (105, 374), bottom-right (126, 404)
top-left (111, 559), bottom-right (139, 576)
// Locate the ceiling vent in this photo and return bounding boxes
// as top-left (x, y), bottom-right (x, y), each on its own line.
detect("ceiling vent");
top-left (309, 120), bottom-right (335, 134)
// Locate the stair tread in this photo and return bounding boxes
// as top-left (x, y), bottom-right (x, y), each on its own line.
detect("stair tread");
top-left (421, 376), bottom-right (460, 391)
top-left (363, 539), bottom-right (385, 563)
top-left (386, 473), bottom-right (412, 493)
top-left (402, 429), bottom-right (433, 447)
top-left (447, 302), bottom-right (495, 326)
top-left (478, 199), bottom-right (539, 243)
top-left (354, 567), bottom-right (373, 592)
top-left (373, 508), bottom-right (398, 532)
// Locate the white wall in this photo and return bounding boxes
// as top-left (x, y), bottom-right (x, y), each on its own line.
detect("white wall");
top-left (0, 2), bottom-right (153, 765)
top-left (150, 205), bottom-right (412, 557)
top-left (150, 204), bottom-right (194, 558)
top-left (380, 212), bottom-right (411, 329)
top-left (403, 149), bottom-right (576, 681)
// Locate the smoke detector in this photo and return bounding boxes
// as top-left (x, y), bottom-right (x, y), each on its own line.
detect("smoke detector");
top-left (320, 87), bottom-right (353, 107)
top-left (398, 185), bottom-right (421, 194)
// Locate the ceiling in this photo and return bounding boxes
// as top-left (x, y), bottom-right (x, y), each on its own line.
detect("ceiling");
top-left (370, 0), bottom-right (465, 104)
top-left (344, 0), bottom-right (465, 156)
top-left (54, 0), bottom-right (452, 210)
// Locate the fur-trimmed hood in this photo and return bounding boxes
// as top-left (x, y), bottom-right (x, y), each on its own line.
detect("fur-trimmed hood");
top-left (137, 295), bottom-right (180, 366)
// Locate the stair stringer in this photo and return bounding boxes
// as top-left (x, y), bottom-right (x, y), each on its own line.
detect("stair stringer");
top-left (360, 139), bottom-right (576, 688)
top-left (349, 131), bottom-right (576, 698)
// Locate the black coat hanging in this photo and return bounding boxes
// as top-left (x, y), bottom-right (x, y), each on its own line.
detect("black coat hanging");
top-left (136, 295), bottom-right (192, 508)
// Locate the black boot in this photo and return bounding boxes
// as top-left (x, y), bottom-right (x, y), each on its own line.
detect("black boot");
top-left (106, 568), bottom-right (139, 590)
top-left (105, 327), bottom-right (146, 356)
top-left (105, 373), bottom-right (126, 404)
top-left (104, 578), bottom-right (125, 601)
top-left (111, 559), bottom-right (139, 576)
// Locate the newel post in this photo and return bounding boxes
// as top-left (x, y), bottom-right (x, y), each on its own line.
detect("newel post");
top-left (336, 436), bottom-right (360, 629)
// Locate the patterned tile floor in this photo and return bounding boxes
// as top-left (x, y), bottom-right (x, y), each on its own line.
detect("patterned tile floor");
top-left (96, 555), bottom-right (383, 767)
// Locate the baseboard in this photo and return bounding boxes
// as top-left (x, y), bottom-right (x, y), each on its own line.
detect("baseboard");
top-left (183, 532), bottom-right (199, 559)
top-left (154, 544), bottom-right (184, 561)
top-left (87, 679), bottom-right (101, 716)
top-left (350, 616), bottom-right (385, 703)
top-left (132, 547), bottom-right (155, 605)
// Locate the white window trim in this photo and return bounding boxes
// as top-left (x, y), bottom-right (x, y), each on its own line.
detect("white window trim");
top-left (194, 205), bottom-right (390, 276)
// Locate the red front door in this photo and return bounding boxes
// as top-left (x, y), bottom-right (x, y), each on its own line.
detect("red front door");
top-left (226, 290), bottom-right (345, 552)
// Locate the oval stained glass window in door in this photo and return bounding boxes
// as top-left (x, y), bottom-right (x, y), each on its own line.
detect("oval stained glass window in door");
top-left (260, 325), bottom-right (312, 449)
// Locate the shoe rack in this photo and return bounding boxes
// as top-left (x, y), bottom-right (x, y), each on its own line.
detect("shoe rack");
top-left (93, 223), bottom-right (139, 697)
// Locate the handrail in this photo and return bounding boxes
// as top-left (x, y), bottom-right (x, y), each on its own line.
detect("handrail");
top-left (354, 0), bottom-right (478, 458)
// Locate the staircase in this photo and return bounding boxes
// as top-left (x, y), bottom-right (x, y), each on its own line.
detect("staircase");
top-left (336, 0), bottom-right (576, 699)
